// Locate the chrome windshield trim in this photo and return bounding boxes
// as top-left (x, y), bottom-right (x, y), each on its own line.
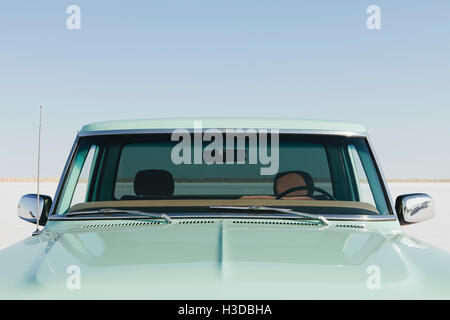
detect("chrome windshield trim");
top-left (78, 129), bottom-right (368, 137)
top-left (49, 213), bottom-right (396, 222)
top-left (48, 216), bottom-right (168, 221)
top-left (175, 213), bottom-right (395, 221)
top-left (316, 214), bottom-right (396, 221)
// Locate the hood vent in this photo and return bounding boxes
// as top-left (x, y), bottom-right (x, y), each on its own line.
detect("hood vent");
top-left (231, 220), bottom-right (321, 226)
top-left (80, 221), bottom-right (161, 229)
top-left (335, 224), bottom-right (365, 229)
top-left (176, 220), bottom-right (216, 225)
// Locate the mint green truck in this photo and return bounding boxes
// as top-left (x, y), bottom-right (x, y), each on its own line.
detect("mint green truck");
top-left (2, 118), bottom-right (449, 299)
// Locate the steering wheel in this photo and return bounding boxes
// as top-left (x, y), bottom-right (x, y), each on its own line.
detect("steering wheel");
top-left (276, 186), bottom-right (335, 200)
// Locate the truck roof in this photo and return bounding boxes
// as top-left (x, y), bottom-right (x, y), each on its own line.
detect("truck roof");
top-left (80, 118), bottom-right (367, 133)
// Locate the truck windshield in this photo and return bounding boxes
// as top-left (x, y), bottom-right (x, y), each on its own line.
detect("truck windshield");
top-left (54, 132), bottom-right (391, 216)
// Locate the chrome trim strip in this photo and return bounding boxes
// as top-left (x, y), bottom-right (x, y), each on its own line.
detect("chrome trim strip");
top-left (48, 213), bottom-right (395, 222)
top-left (79, 129), bottom-right (368, 137)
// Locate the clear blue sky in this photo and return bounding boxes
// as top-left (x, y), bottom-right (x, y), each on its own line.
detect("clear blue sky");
top-left (0, 1), bottom-right (449, 179)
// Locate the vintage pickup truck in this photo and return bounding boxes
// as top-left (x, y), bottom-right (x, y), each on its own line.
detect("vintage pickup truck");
top-left (1, 118), bottom-right (449, 299)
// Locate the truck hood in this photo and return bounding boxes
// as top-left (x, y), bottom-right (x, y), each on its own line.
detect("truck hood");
top-left (1, 219), bottom-right (450, 299)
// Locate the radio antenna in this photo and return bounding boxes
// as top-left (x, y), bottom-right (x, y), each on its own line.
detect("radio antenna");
top-left (33, 106), bottom-right (43, 236)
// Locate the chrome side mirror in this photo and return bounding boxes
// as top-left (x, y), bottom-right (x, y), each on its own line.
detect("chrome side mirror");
top-left (18, 194), bottom-right (52, 226)
top-left (396, 193), bottom-right (434, 225)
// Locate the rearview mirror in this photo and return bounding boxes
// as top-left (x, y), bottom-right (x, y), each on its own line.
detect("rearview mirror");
top-left (18, 194), bottom-right (52, 226)
top-left (396, 193), bottom-right (434, 225)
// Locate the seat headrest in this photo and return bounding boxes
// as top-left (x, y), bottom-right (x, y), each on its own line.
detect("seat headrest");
top-left (274, 171), bottom-right (314, 197)
top-left (134, 170), bottom-right (174, 197)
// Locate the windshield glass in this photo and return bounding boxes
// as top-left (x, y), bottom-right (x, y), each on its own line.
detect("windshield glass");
top-left (54, 132), bottom-right (391, 216)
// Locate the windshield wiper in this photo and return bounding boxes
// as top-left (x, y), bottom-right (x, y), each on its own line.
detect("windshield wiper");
top-left (209, 205), bottom-right (329, 226)
top-left (66, 208), bottom-right (172, 223)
